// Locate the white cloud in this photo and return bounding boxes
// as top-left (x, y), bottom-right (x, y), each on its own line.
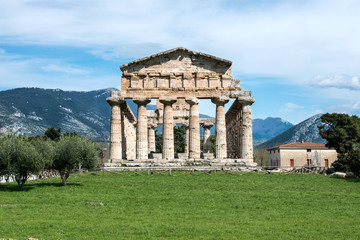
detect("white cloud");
top-left (0, 0), bottom-right (360, 81)
top-left (0, 51), bottom-right (120, 90)
top-left (279, 102), bottom-right (304, 112)
top-left (41, 64), bottom-right (91, 75)
top-left (329, 101), bottom-right (360, 114)
top-left (313, 75), bottom-right (360, 90)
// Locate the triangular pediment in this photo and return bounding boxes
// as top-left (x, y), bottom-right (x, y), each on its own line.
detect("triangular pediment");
top-left (120, 47), bottom-right (232, 75)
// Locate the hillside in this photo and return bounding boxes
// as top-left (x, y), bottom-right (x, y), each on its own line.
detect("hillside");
top-left (0, 87), bottom-right (293, 142)
top-left (255, 114), bottom-right (326, 149)
top-left (0, 87), bottom-right (116, 140)
top-left (252, 117), bottom-right (293, 142)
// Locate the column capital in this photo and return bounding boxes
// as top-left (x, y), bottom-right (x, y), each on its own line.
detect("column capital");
top-left (185, 97), bottom-right (199, 105)
top-left (133, 97), bottom-right (151, 105)
top-left (148, 123), bottom-right (158, 129)
top-left (237, 96), bottom-right (255, 105)
top-left (106, 97), bottom-right (125, 106)
top-left (211, 96), bottom-right (229, 105)
top-left (182, 122), bottom-right (189, 129)
top-left (159, 96), bottom-right (177, 105)
top-left (200, 122), bottom-right (214, 129)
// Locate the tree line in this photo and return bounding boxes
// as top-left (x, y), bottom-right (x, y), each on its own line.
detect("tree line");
top-left (0, 127), bottom-right (101, 190)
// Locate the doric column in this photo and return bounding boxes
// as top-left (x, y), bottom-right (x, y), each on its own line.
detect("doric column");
top-left (185, 97), bottom-right (200, 159)
top-left (133, 97), bottom-right (151, 160)
top-left (159, 97), bottom-right (177, 160)
top-left (211, 97), bottom-right (229, 159)
top-left (201, 122), bottom-right (213, 153)
top-left (183, 122), bottom-right (189, 154)
top-left (106, 97), bottom-right (124, 163)
top-left (240, 99), bottom-right (255, 160)
top-left (148, 123), bottom-right (158, 153)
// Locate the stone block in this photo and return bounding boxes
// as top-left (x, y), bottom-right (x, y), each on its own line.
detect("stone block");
top-left (196, 78), bottom-right (208, 88)
top-left (131, 78), bottom-right (142, 88)
top-left (144, 78), bottom-right (156, 88)
top-left (183, 79), bottom-right (195, 88)
top-left (222, 79), bottom-right (231, 88)
top-left (157, 78), bottom-right (170, 88)
top-left (170, 77), bottom-right (182, 88)
top-left (209, 78), bottom-right (221, 88)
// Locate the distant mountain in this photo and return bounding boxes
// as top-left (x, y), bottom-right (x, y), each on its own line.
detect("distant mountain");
top-left (0, 87), bottom-right (210, 140)
top-left (255, 114), bottom-right (326, 149)
top-left (252, 117), bottom-right (293, 142)
top-left (0, 87), bottom-right (118, 141)
top-left (0, 87), bottom-right (295, 143)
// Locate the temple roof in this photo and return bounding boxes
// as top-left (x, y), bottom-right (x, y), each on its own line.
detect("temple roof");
top-left (120, 47), bottom-right (232, 71)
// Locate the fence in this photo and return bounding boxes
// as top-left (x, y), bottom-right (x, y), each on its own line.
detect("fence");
top-left (71, 165), bottom-right (333, 177)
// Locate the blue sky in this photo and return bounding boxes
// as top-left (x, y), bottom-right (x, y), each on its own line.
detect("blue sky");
top-left (0, 0), bottom-right (359, 124)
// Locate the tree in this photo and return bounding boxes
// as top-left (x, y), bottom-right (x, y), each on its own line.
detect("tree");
top-left (174, 125), bottom-right (185, 153)
top-left (53, 135), bottom-right (100, 185)
top-left (319, 113), bottom-right (360, 175)
top-left (0, 135), bottom-right (46, 190)
top-left (44, 127), bottom-right (62, 141)
top-left (155, 129), bottom-right (162, 153)
top-left (254, 149), bottom-right (269, 166)
top-left (29, 137), bottom-right (55, 170)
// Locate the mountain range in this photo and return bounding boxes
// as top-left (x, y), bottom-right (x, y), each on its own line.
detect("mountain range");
top-left (255, 114), bottom-right (326, 149)
top-left (0, 87), bottom-right (322, 145)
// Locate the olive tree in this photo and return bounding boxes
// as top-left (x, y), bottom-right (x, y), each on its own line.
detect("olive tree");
top-left (0, 135), bottom-right (45, 190)
top-left (53, 135), bottom-right (100, 185)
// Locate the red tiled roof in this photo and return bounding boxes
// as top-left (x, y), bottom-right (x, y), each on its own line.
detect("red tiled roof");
top-left (267, 142), bottom-right (326, 150)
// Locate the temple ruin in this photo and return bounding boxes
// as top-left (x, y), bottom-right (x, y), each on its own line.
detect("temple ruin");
top-left (106, 47), bottom-right (255, 167)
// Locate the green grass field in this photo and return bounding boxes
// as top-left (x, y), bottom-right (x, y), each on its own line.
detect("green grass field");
top-left (1, 172), bottom-right (359, 239)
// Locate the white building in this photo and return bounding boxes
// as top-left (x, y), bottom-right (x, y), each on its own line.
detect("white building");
top-left (267, 142), bottom-right (337, 169)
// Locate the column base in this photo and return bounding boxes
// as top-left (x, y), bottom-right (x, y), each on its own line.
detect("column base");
top-left (104, 158), bottom-right (256, 168)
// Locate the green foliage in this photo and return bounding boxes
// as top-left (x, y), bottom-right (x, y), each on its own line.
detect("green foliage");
top-left (332, 149), bottom-right (360, 175)
top-left (210, 135), bottom-right (215, 153)
top-left (155, 129), bottom-right (162, 153)
top-left (0, 135), bottom-right (45, 190)
top-left (319, 113), bottom-right (360, 175)
top-left (0, 174), bottom-right (360, 239)
top-left (155, 126), bottom-right (188, 153)
top-left (29, 138), bottom-right (55, 169)
top-left (174, 125), bottom-right (185, 153)
top-left (319, 113), bottom-right (360, 154)
top-left (253, 149), bottom-right (269, 166)
top-left (53, 136), bottom-right (99, 185)
top-left (44, 127), bottom-right (62, 141)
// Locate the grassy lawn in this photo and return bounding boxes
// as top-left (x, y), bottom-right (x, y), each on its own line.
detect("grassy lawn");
top-left (1, 172), bottom-right (359, 239)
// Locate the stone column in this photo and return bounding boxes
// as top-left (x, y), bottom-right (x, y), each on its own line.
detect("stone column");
top-left (240, 100), bottom-right (255, 160)
top-left (160, 97), bottom-right (177, 160)
top-left (133, 97), bottom-right (151, 160)
top-left (201, 122), bottom-right (213, 153)
top-left (148, 123), bottom-right (158, 153)
top-left (211, 97), bottom-right (229, 159)
top-left (185, 97), bottom-right (200, 159)
top-left (106, 97), bottom-right (124, 163)
top-left (183, 122), bottom-right (189, 154)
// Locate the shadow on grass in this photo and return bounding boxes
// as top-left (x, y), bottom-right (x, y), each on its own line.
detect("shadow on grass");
top-left (330, 176), bottom-right (360, 183)
top-left (0, 181), bottom-right (82, 192)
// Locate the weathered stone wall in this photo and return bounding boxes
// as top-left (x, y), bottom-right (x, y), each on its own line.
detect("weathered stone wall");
top-left (226, 97), bottom-right (255, 160)
top-left (122, 111), bottom-right (136, 160)
top-left (120, 48), bottom-right (239, 95)
top-left (226, 103), bottom-right (242, 158)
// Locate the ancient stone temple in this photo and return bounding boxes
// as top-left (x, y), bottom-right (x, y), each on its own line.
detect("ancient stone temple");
top-left (106, 47), bottom-right (255, 166)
